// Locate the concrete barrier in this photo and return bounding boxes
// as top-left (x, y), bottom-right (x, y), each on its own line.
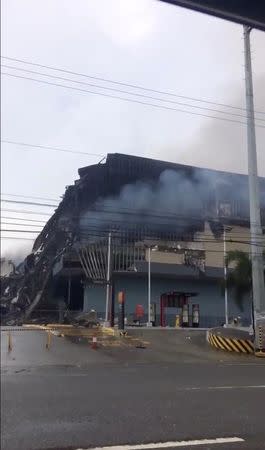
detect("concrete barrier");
top-left (207, 329), bottom-right (254, 354)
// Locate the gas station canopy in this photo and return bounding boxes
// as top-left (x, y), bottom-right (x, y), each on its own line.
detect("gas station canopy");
top-left (160, 1), bottom-right (265, 32)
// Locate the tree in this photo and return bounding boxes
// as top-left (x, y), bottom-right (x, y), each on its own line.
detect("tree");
top-left (226, 250), bottom-right (265, 312)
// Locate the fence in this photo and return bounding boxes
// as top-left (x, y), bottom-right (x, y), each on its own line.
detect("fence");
top-left (0, 323), bottom-right (114, 353)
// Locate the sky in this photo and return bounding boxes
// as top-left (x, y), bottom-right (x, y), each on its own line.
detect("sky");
top-left (1, 0), bottom-right (265, 260)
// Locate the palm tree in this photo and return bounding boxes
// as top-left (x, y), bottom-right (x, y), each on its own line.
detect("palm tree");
top-left (226, 250), bottom-right (265, 311)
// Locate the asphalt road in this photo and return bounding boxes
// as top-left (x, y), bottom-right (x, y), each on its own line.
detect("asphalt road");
top-left (1, 328), bottom-right (265, 450)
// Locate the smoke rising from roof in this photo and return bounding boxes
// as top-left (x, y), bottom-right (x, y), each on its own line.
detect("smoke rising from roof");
top-left (80, 168), bottom-right (216, 239)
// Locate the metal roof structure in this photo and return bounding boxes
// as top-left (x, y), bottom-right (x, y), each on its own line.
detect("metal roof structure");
top-left (160, 0), bottom-right (265, 32)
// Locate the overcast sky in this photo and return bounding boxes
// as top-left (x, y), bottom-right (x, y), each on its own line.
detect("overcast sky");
top-left (1, 0), bottom-right (265, 259)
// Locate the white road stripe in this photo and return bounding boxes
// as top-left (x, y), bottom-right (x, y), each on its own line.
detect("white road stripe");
top-left (224, 363), bottom-right (265, 366)
top-left (77, 436), bottom-right (244, 450)
top-left (184, 385), bottom-right (265, 391)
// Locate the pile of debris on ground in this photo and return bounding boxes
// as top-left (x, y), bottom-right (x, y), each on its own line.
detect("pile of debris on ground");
top-left (0, 255), bottom-right (100, 328)
top-left (0, 201), bottom-right (72, 325)
top-left (0, 252), bottom-right (59, 326)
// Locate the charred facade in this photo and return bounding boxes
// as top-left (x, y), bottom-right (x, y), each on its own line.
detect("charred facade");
top-left (1, 153), bottom-right (265, 326)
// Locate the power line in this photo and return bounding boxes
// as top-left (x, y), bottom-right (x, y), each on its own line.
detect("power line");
top-left (29, 219), bottom-right (264, 240)
top-left (77, 229), bottom-right (265, 250)
top-left (1, 216), bottom-right (47, 223)
top-left (1, 214), bottom-right (261, 239)
top-left (1, 222), bottom-right (258, 239)
top-left (2, 203), bottom-right (264, 232)
top-left (78, 221), bottom-right (263, 239)
top-left (3, 63), bottom-right (265, 122)
top-left (77, 206), bottom-right (259, 228)
top-left (0, 185), bottom-right (259, 225)
top-left (1, 217), bottom-right (264, 249)
top-left (1, 192), bottom-right (264, 233)
top-left (0, 183), bottom-right (262, 229)
top-left (2, 55), bottom-right (265, 116)
top-left (1, 233), bottom-right (258, 249)
top-left (1, 234), bottom-right (262, 252)
top-left (1, 236), bottom-right (35, 241)
top-left (1, 139), bottom-right (104, 157)
top-left (1, 192), bottom-right (59, 202)
top-left (1, 199), bottom-right (57, 208)
top-left (1, 227), bottom-right (264, 249)
top-left (1, 186), bottom-right (263, 234)
top-left (13, 207), bottom-right (259, 240)
top-left (4, 72), bottom-right (265, 128)
top-left (78, 222), bottom-right (265, 240)
top-left (1, 229), bottom-right (40, 233)
top-left (1, 222), bottom-right (43, 228)
top-left (2, 208), bottom-right (52, 216)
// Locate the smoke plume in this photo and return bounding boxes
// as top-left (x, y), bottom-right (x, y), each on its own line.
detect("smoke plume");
top-left (79, 168), bottom-right (217, 239)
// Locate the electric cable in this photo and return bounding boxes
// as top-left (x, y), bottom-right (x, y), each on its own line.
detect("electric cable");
top-left (2, 55), bottom-right (265, 115)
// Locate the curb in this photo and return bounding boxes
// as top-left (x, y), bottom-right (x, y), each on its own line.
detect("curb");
top-left (102, 328), bottom-right (129, 338)
top-left (254, 349), bottom-right (265, 358)
top-left (207, 330), bottom-right (254, 354)
top-left (101, 327), bottom-right (115, 336)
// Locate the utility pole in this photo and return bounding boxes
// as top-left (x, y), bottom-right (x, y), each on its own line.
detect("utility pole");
top-left (104, 232), bottom-right (112, 326)
top-left (147, 246), bottom-right (152, 326)
top-left (223, 228), bottom-right (229, 326)
top-left (223, 226), bottom-right (232, 326)
top-left (243, 26), bottom-right (265, 350)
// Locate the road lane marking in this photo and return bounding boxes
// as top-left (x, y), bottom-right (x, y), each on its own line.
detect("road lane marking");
top-left (184, 385), bottom-right (265, 391)
top-left (223, 363), bottom-right (265, 365)
top-left (78, 436), bottom-right (244, 450)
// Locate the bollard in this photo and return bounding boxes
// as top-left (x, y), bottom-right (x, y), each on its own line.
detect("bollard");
top-left (8, 331), bottom-right (13, 352)
top-left (91, 336), bottom-right (98, 349)
top-left (46, 330), bottom-right (52, 350)
top-left (118, 291), bottom-right (125, 330)
top-left (175, 314), bottom-right (180, 328)
top-left (182, 304), bottom-right (189, 328)
top-left (192, 304), bottom-right (200, 328)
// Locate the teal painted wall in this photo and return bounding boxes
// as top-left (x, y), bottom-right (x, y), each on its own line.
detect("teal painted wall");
top-left (83, 275), bottom-right (252, 327)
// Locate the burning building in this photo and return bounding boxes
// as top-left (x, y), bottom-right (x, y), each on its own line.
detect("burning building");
top-left (2, 153), bottom-right (265, 327)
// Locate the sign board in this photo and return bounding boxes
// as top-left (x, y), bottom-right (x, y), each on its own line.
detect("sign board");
top-left (135, 304), bottom-right (144, 318)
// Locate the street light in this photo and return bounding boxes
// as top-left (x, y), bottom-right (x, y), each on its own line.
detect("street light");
top-left (146, 244), bottom-right (158, 327)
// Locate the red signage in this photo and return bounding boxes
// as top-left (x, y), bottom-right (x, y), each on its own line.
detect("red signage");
top-left (135, 304), bottom-right (144, 318)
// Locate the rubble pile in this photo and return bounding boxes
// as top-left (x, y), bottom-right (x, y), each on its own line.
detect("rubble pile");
top-left (0, 225), bottom-right (73, 325)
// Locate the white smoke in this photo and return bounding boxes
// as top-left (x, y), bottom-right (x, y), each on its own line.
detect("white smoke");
top-left (79, 168), bottom-right (216, 239)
